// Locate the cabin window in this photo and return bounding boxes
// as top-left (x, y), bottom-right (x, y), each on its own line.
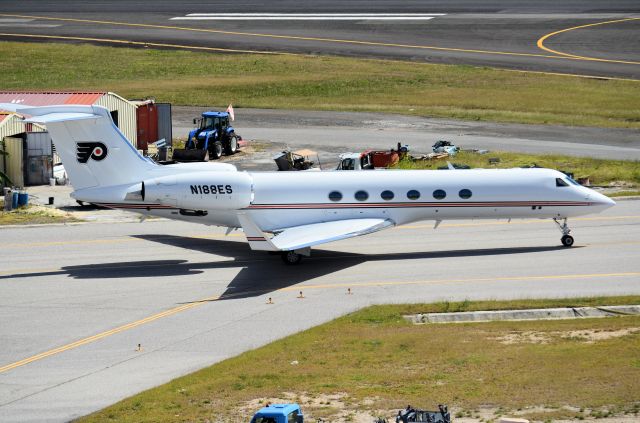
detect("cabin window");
top-left (355, 190), bottom-right (369, 201)
top-left (328, 191), bottom-right (343, 202)
top-left (381, 190), bottom-right (394, 201)
top-left (459, 189), bottom-right (472, 199)
top-left (407, 190), bottom-right (420, 200)
top-left (433, 189), bottom-right (446, 200)
top-left (556, 178), bottom-right (569, 187)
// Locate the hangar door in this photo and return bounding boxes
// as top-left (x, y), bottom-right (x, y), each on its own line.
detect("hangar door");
top-left (3, 137), bottom-right (24, 188)
top-left (26, 132), bottom-right (53, 186)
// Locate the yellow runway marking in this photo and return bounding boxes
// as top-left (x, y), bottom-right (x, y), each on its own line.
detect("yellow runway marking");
top-left (283, 271), bottom-right (640, 292)
top-left (537, 17), bottom-right (640, 65)
top-left (2, 232), bottom-right (242, 249)
top-left (498, 67), bottom-right (640, 82)
top-left (0, 13), bottom-right (633, 64)
top-left (0, 32), bottom-right (290, 55)
top-left (2, 237), bottom-right (639, 279)
top-left (0, 295), bottom-right (219, 374)
top-left (2, 270), bottom-right (638, 374)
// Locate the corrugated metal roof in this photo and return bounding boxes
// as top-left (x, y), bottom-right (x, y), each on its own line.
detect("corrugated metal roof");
top-left (65, 92), bottom-right (104, 104)
top-left (0, 91), bottom-right (106, 106)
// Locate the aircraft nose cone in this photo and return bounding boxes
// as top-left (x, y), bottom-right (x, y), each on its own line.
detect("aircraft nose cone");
top-left (592, 191), bottom-right (616, 208)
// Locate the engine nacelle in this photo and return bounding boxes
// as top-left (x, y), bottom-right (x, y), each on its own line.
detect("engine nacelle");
top-left (142, 171), bottom-right (252, 210)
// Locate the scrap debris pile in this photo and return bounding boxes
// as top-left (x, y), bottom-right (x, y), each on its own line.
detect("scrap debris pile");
top-left (374, 404), bottom-right (451, 423)
top-left (412, 140), bottom-right (460, 161)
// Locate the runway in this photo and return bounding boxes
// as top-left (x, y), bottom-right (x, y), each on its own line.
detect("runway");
top-left (0, 1), bottom-right (639, 78)
top-left (1, 199), bottom-right (639, 421)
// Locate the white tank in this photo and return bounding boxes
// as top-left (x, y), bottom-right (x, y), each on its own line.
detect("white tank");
top-left (143, 171), bottom-right (252, 210)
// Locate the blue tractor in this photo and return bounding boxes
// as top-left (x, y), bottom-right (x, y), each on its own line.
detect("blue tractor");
top-left (173, 111), bottom-right (241, 162)
top-left (250, 403), bottom-right (303, 423)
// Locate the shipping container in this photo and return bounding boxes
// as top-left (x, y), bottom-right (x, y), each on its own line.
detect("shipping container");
top-left (157, 103), bottom-right (173, 148)
top-left (135, 101), bottom-right (159, 150)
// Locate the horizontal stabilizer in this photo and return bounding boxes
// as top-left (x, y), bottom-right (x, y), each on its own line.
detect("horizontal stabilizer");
top-left (1, 104), bottom-right (155, 191)
top-left (24, 112), bottom-right (100, 124)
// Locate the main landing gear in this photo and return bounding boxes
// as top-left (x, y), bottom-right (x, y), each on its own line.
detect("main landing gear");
top-left (281, 250), bottom-right (303, 265)
top-left (554, 218), bottom-right (574, 247)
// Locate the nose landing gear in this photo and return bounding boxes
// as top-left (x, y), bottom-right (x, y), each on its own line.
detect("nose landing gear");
top-left (554, 218), bottom-right (574, 247)
top-left (561, 234), bottom-right (575, 247)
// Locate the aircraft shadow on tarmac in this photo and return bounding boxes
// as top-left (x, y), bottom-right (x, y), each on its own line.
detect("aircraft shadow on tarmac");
top-left (1, 234), bottom-right (570, 301)
top-left (61, 235), bottom-right (570, 300)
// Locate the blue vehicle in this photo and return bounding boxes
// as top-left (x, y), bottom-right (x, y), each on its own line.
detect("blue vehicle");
top-left (250, 403), bottom-right (304, 423)
top-left (174, 111), bottom-right (241, 161)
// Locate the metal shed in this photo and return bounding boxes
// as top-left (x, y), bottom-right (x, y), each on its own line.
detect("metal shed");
top-left (0, 112), bottom-right (47, 188)
top-left (0, 111), bottom-right (46, 140)
top-left (0, 91), bottom-right (138, 145)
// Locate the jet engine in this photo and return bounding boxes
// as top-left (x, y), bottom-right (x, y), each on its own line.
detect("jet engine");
top-left (141, 171), bottom-right (252, 210)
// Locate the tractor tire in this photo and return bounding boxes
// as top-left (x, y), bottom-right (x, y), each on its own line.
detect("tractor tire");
top-left (226, 134), bottom-right (238, 155)
top-left (210, 141), bottom-right (223, 160)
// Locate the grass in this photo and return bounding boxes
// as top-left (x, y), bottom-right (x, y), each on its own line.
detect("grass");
top-left (611, 190), bottom-right (640, 197)
top-left (1, 41), bottom-right (640, 128)
top-left (0, 203), bottom-right (80, 225)
top-left (395, 151), bottom-right (640, 186)
top-left (79, 297), bottom-right (640, 422)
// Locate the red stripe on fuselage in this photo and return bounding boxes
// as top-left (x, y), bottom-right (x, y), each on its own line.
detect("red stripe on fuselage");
top-left (246, 201), bottom-right (592, 210)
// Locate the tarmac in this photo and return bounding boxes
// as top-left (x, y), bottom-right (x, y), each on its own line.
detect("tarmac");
top-left (1, 194), bottom-right (639, 421)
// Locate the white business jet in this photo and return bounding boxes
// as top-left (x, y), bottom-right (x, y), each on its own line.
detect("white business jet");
top-left (4, 104), bottom-right (615, 264)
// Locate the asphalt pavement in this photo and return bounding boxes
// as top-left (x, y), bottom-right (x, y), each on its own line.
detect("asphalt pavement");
top-left (0, 1), bottom-right (638, 78)
top-left (1, 199), bottom-right (639, 422)
top-left (173, 107), bottom-right (640, 163)
top-left (0, 1), bottom-right (639, 421)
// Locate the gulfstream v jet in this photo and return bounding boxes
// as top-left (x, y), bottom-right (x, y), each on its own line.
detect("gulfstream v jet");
top-left (4, 104), bottom-right (615, 264)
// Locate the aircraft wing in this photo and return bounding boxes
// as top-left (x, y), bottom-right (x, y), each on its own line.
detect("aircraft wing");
top-left (237, 214), bottom-right (395, 252)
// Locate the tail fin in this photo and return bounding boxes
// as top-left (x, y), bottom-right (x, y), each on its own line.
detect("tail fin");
top-left (10, 104), bottom-right (155, 190)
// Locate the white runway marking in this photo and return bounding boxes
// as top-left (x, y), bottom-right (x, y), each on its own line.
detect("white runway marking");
top-left (171, 13), bottom-right (446, 21)
top-left (0, 18), bottom-right (61, 28)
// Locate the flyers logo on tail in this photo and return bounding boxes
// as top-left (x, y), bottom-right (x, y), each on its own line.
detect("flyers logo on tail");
top-left (77, 142), bottom-right (108, 163)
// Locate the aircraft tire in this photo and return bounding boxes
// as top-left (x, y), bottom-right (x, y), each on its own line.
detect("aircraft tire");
top-left (281, 251), bottom-right (303, 265)
top-left (561, 235), bottom-right (574, 247)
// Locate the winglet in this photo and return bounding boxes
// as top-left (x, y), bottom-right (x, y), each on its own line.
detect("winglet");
top-left (237, 212), bottom-right (280, 251)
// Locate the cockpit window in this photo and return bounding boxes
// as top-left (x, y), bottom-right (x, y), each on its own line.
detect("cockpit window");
top-left (567, 177), bottom-right (581, 186)
top-left (556, 178), bottom-right (569, 187)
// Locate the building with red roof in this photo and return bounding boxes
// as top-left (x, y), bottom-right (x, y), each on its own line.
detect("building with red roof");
top-left (0, 91), bottom-right (137, 144)
top-left (0, 92), bottom-right (138, 187)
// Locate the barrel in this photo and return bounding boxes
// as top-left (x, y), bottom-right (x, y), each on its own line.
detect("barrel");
top-left (18, 191), bottom-right (29, 207)
top-left (12, 191), bottom-right (19, 209)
